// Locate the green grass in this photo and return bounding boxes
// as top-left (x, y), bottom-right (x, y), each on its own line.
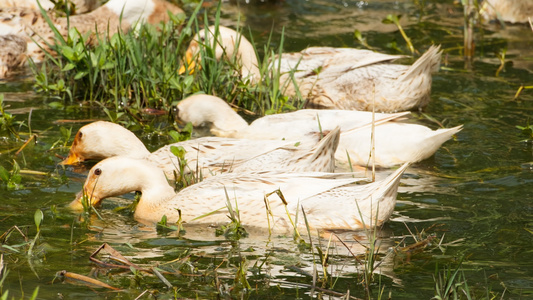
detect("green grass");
top-left (32, 3), bottom-right (302, 124)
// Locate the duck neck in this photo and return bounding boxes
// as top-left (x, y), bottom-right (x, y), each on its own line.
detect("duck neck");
top-left (141, 183), bottom-right (176, 203)
top-left (199, 99), bottom-right (249, 136)
top-left (210, 109), bottom-right (249, 137)
top-left (236, 39), bottom-right (261, 83)
top-left (135, 174), bottom-right (176, 210)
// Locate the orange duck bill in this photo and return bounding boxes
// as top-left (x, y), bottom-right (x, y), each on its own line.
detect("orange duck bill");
top-left (60, 130), bottom-right (84, 165)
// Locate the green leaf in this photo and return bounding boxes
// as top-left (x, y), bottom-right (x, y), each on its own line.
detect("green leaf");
top-left (157, 215), bottom-right (168, 226)
top-left (354, 29), bottom-right (362, 40)
top-left (62, 63), bottom-right (75, 72)
top-left (74, 71), bottom-right (88, 80)
top-left (183, 75), bottom-right (194, 87)
top-left (29, 287), bottom-right (39, 300)
top-left (89, 52), bottom-right (100, 68)
top-left (34, 209), bottom-right (44, 232)
top-left (12, 160), bottom-right (20, 175)
top-left (0, 166), bottom-right (9, 182)
top-left (59, 126), bottom-right (71, 139)
top-left (48, 101), bottom-right (64, 109)
top-left (61, 46), bottom-right (76, 61)
top-left (10, 173), bottom-right (21, 184)
top-left (101, 62), bottom-right (116, 70)
top-left (1, 245), bottom-right (20, 253)
top-left (382, 14), bottom-right (400, 24)
top-left (170, 145), bottom-right (186, 158)
top-left (57, 79), bottom-right (65, 90)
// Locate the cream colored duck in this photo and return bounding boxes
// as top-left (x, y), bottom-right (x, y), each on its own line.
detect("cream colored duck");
top-left (0, 0), bottom-right (99, 14)
top-left (0, 0), bottom-right (183, 77)
top-left (71, 156), bottom-right (409, 233)
top-left (176, 94), bottom-right (463, 168)
top-left (181, 25), bottom-right (442, 112)
top-left (61, 121), bottom-right (341, 177)
top-left (481, 0), bottom-right (533, 24)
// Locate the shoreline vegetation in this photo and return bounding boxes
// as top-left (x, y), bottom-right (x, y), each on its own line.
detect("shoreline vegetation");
top-left (31, 2), bottom-right (303, 122)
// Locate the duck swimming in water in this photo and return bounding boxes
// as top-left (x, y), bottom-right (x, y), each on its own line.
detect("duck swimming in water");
top-left (181, 25), bottom-right (442, 112)
top-left (175, 94), bottom-right (462, 168)
top-left (71, 156), bottom-right (409, 233)
top-left (61, 121), bottom-right (341, 177)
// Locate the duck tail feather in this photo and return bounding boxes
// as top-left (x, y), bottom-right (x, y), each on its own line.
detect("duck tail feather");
top-left (291, 126), bottom-right (341, 172)
top-left (399, 45), bottom-right (442, 82)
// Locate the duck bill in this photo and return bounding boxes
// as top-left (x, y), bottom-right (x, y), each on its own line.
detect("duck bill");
top-left (70, 190), bottom-right (101, 211)
top-left (60, 151), bottom-right (83, 165)
top-left (178, 49), bottom-right (198, 75)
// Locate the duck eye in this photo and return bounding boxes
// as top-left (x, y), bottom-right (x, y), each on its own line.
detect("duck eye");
top-left (78, 131), bottom-right (83, 139)
top-left (94, 168), bottom-right (102, 176)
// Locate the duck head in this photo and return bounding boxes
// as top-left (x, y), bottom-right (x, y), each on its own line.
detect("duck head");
top-left (70, 156), bottom-right (174, 210)
top-left (175, 94), bottom-right (249, 137)
top-left (179, 25), bottom-right (260, 82)
top-left (61, 121), bottom-right (151, 165)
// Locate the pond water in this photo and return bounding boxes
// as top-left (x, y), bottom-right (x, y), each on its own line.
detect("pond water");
top-left (1, 0), bottom-right (533, 298)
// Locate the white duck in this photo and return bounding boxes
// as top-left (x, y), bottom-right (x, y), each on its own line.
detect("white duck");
top-left (71, 156), bottom-right (409, 233)
top-left (61, 121), bottom-right (341, 177)
top-left (0, 0), bottom-right (99, 14)
top-left (175, 94), bottom-right (463, 168)
top-left (481, 0), bottom-right (533, 24)
top-left (181, 25), bottom-right (442, 112)
top-left (0, 0), bottom-right (183, 77)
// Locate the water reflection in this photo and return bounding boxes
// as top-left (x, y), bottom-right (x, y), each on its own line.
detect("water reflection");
top-left (72, 209), bottom-right (405, 291)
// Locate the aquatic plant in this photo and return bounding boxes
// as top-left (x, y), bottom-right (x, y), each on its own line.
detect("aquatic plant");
top-left (169, 144), bottom-right (200, 190)
top-left (516, 119), bottom-right (533, 142)
top-left (382, 14), bottom-right (417, 55)
top-left (0, 160), bottom-right (23, 190)
top-left (215, 188), bottom-right (248, 240)
top-left (0, 209), bottom-right (45, 297)
top-left (0, 95), bottom-right (19, 139)
top-left (432, 259), bottom-right (476, 300)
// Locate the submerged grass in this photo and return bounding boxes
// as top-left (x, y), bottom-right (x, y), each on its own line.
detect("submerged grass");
top-left (0, 212), bottom-right (43, 299)
top-left (0, 95), bottom-right (19, 140)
